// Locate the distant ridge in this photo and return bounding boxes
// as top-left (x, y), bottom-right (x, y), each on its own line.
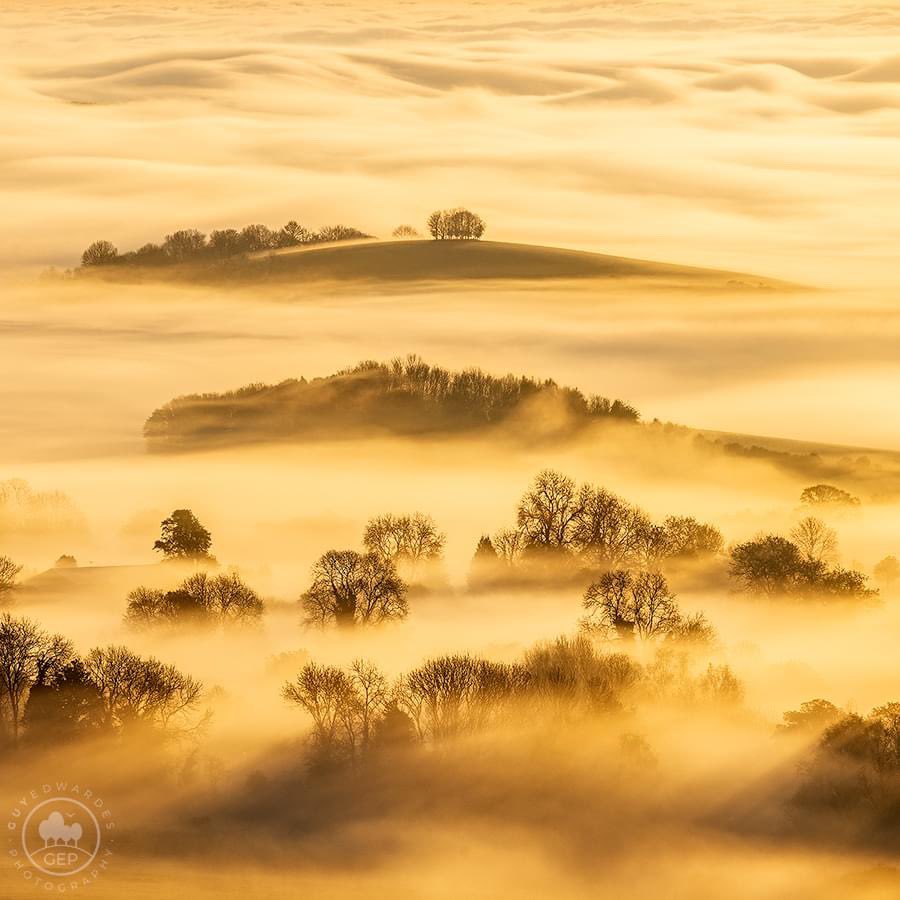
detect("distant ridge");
top-left (249, 239), bottom-right (787, 287)
top-left (78, 238), bottom-right (789, 289)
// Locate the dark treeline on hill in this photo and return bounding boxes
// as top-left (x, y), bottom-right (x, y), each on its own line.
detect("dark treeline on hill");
top-left (79, 220), bottom-right (371, 271)
top-left (143, 355), bottom-right (640, 450)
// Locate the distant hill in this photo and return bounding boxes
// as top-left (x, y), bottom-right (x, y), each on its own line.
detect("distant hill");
top-left (242, 239), bottom-right (785, 287)
top-left (77, 239), bottom-right (787, 288)
top-left (143, 356), bottom-right (640, 451)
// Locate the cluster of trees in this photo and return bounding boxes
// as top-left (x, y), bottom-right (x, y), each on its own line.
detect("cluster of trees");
top-left (143, 356), bottom-right (639, 450)
top-left (471, 470), bottom-right (722, 583)
top-left (0, 614), bottom-right (202, 748)
top-left (283, 635), bottom-right (742, 767)
top-left (0, 478), bottom-right (83, 536)
top-left (80, 221), bottom-right (371, 269)
top-left (581, 570), bottom-right (714, 644)
top-left (363, 512), bottom-right (445, 577)
top-left (125, 572), bottom-right (263, 629)
top-left (728, 532), bottom-right (874, 600)
top-left (788, 698), bottom-right (900, 817)
top-left (301, 550), bottom-right (407, 629)
top-left (800, 484), bottom-right (860, 507)
top-left (300, 511), bottom-right (444, 629)
top-left (426, 208), bottom-right (485, 240)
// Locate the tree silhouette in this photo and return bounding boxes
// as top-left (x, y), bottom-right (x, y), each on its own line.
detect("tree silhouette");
top-left (582, 570), bottom-right (681, 641)
top-left (0, 614), bottom-right (73, 746)
top-left (800, 484), bottom-right (860, 506)
top-left (209, 228), bottom-right (242, 257)
top-left (125, 572), bottom-right (262, 629)
top-left (23, 660), bottom-right (104, 744)
top-left (426, 208), bottom-right (485, 240)
top-left (790, 517), bottom-right (838, 564)
top-left (162, 229), bottom-right (207, 261)
top-left (729, 534), bottom-right (874, 599)
top-left (363, 512), bottom-right (445, 576)
top-left (0, 556), bottom-right (22, 603)
top-left (283, 659), bottom-right (391, 762)
top-left (84, 645), bottom-right (203, 733)
top-left (661, 516), bottom-right (724, 559)
top-left (516, 469), bottom-right (582, 552)
top-left (874, 555), bottom-right (900, 588)
top-left (301, 550), bottom-right (407, 628)
top-left (80, 240), bottom-right (118, 267)
top-left (153, 509), bottom-right (213, 560)
top-left (778, 699), bottom-right (841, 734)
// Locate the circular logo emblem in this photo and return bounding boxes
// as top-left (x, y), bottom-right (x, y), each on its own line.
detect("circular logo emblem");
top-left (8, 784), bottom-right (115, 891)
top-left (22, 797), bottom-right (101, 876)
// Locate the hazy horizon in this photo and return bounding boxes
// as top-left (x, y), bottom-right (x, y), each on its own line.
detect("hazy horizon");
top-left (3, 1), bottom-right (900, 287)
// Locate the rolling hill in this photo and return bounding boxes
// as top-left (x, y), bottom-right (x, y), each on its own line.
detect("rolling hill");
top-left (79, 239), bottom-right (788, 289)
top-left (249, 239), bottom-right (784, 287)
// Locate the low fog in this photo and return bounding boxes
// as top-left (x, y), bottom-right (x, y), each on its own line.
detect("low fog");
top-left (3, 272), bottom-right (900, 898)
top-left (4, 0), bottom-right (900, 897)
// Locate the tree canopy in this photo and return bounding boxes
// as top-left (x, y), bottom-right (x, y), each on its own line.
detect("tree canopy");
top-left (79, 220), bottom-right (371, 269)
top-left (153, 509), bottom-right (213, 560)
top-left (728, 534), bottom-right (874, 600)
top-left (426, 208), bottom-right (486, 240)
top-left (301, 550), bottom-right (408, 629)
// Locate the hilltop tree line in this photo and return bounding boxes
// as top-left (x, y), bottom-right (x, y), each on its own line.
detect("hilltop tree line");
top-left (426, 208), bottom-right (486, 240)
top-left (80, 221), bottom-right (371, 269)
top-left (143, 356), bottom-right (640, 450)
top-left (79, 205), bottom-right (489, 270)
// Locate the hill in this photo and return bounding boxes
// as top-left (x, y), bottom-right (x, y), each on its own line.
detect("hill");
top-left (246, 239), bottom-right (784, 287)
top-left (76, 239), bottom-right (787, 289)
top-left (143, 356), bottom-right (640, 451)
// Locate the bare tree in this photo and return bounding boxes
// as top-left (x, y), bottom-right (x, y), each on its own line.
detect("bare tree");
top-left (492, 528), bottom-right (526, 566)
top-left (516, 469), bottom-right (583, 551)
top-left (80, 240), bottom-right (118, 267)
top-left (283, 659), bottom-right (390, 759)
top-left (661, 516), bottom-right (724, 559)
top-left (283, 662), bottom-right (357, 748)
top-left (0, 614), bottom-right (74, 745)
top-left (0, 556), bottom-right (22, 603)
top-left (83, 645), bottom-right (203, 734)
top-left (522, 635), bottom-right (640, 713)
top-left (790, 517), bottom-right (838, 564)
top-left (426, 208), bottom-right (485, 240)
top-left (125, 571), bottom-right (263, 629)
top-left (399, 654), bottom-right (523, 741)
top-left (582, 570), bottom-right (681, 641)
top-left (426, 210), bottom-right (447, 240)
top-left (348, 659), bottom-right (389, 754)
top-left (363, 512), bottom-right (445, 577)
top-left (573, 486), bottom-right (652, 568)
top-left (301, 550), bottom-right (407, 629)
top-left (392, 225), bottom-right (419, 238)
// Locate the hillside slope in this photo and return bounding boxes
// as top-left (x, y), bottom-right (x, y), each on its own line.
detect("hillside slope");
top-left (251, 239), bottom-right (784, 287)
top-left (79, 239), bottom-right (787, 288)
